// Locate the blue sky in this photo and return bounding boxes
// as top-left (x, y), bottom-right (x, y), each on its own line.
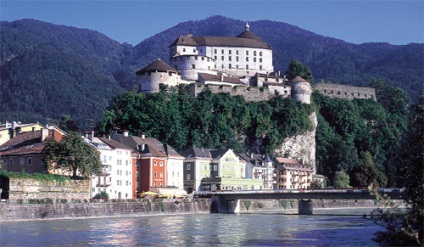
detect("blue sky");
top-left (1, 0), bottom-right (423, 45)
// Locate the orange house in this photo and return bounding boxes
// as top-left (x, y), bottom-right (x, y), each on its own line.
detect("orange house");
top-left (111, 132), bottom-right (170, 195)
top-left (0, 127), bottom-right (65, 174)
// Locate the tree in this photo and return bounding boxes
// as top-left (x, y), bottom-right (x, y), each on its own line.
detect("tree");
top-left (43, 131), bottom-right (101, 178)
top-left (93, 191), bottom-right (109, 199)
top-left (285, 59), bottom-right (314, 83)
top-left (58, 114), bottom-right (79, 132)
top-left (333, 170), bottom-right (351, 188)
top-left (310, 179), bottom-right (323, 189)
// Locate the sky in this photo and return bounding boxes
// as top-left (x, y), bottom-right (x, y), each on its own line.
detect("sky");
top-left (1, 0), bottom-right (423, 45)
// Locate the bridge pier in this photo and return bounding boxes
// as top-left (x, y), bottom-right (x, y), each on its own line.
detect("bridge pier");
top-left (211, 196), bottom-right (240, 213)
top-left (298, 199), bottom-right (313, 215)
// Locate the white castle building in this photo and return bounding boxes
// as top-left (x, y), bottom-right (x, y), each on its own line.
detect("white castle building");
top-left (136, 23), bottom-right (312, 105)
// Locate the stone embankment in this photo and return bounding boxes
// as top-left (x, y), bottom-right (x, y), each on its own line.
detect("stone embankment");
top-left (0, 198), bottom-right (404, 222)
top-left (0, 199), bottom-right (212, 222)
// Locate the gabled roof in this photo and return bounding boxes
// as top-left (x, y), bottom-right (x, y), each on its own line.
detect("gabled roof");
top-left (182, 147), bottom-right (232, 160)
top-left (136, 59), bottom-right (179, 75)
top-left (111, 133), bottom-right (182, 159)
top-left (275, 157), bottom-right (301, 165)
top-left (0, 130), bottom-right (56, 156)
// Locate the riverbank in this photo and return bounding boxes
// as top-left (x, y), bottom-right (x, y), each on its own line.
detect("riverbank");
top-left (0, 198), bottom-right (404, 222)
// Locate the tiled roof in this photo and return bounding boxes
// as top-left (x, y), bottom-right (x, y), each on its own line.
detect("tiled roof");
top-left (111, 133), bottom-right (182, 158)
top-left (99, 137), bottom-right (132, 150)
top-left (198, 73), bottom-right (244, 85)
top-left (290, 76), bottom-right (307, 83)
top-left (0, 130), bottom-right (55, 156)
top-left (136, 59), bottom-right (179, 75)
top-left (275, 157), bottom-right (301, 165)
top-left (182, 147), bottom-right (212, 159)
top-left (169, 35), bottom-right (272, 50)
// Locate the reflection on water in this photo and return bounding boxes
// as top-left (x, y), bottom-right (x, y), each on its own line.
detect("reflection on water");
top-left (0, 210), bottom-right (383, 246)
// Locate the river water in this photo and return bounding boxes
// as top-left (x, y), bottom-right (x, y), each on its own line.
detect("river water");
top-left (0, 208), bottom-right (384, 246)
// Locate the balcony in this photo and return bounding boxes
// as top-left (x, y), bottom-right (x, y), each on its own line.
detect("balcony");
top-left (96, 183), bottom-right (111, 187)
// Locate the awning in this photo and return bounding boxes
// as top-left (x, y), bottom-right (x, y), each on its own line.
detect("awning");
top-left (150, 187), bottom-right (187, 197)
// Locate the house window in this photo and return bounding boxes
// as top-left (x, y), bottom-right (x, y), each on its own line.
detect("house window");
top-left (9, 159), bottom-right (13, 167)
top-left (195, 56), bottom-right (198, 60)
top-left (183, 48), bottom-right (186, 52)
top-left (259, 65), bottom-right (262, 70)
top-left (214, 49), bottom-right (217, 54)
top-left (200, 48), bottom-right (203, 53)
top-left (259, 58), bottom-right (262, 63)
top-left (125, 160), bottom-right (128, 166)
top-left (187, 164), bottom-right (191, 170)
top-left (229, 64), bottom-right (232, 69)
top-left (154, 172), bottom-right (157, 178)
top-left (254, 51), bottom-right (257, 56)
top-left (236, 50), bottom-right (239, 55)
top-left (187, 174), bottom-right (191, 180)
top-left (160, 172), bottom-right (163, 178)
top-left (28, 157), bottom-right (32, 166)
top-left (259, 51), bottom-right (262, 56)
top-left (246, 57), bottom-right (249, 62)
top-left (117, 160), bottom-right (122, 166)
top-left (20, 158), bottom-right (24, 166)
top-left (154, 161), bottom-right (157, 166)
top-left (193, 49), bottom-right (196, 52)
top-left (246, 65), bottom-right (249, 69)
top-left (214, 165), bottom-right (218, 171)
top-left (221, 56), bottom-right (224, 60)
top-left (192, 64), bottom-right (195, 69)
top-left (236, 56), bottom-right (239, 62)
top-left (229, 56), bottom-right (232, 61)
top-left (246, 50), bottom-right (249, 55)
top-left (160, 161), bottom-right (163, 167)
top-left (221, 49), bottom-right (224, 54)
top-left (214, 56), bottom-right (217, 60)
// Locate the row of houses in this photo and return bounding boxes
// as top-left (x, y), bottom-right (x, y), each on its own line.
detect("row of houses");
top-left (0, 122), bottom-right (318, 200)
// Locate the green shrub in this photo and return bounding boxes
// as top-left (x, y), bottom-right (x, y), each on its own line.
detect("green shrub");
top-left (93, 191), bottom-right (109, 199)
top-left (243, 201), bottom-right (251, 211)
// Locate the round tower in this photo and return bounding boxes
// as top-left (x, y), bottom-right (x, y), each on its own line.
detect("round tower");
top-left (290, 76), bottom-right (312, 104)
top-left (135, 59), bottom-right (181, 94)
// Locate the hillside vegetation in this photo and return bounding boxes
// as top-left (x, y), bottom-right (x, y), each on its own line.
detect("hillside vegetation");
top-left (1, 16), bottom-right (423, 128)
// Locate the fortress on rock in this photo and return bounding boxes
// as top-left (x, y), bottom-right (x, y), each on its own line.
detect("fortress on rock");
top-left (136, 23), bottom-right (375, 104)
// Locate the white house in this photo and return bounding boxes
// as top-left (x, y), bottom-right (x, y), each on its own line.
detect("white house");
top-left (84, 134), bottom-right (134, 199)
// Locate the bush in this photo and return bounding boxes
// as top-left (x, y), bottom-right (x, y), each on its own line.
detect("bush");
top-left (93, 191), bottom-right (109, 199)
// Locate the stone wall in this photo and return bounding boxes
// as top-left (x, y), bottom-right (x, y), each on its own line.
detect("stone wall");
top-left (0, 177), bottom-right (90, 202)
top-left (313, 83), bottom-right (376, 101)
top-left (0, 199), bottom-right (212, 222)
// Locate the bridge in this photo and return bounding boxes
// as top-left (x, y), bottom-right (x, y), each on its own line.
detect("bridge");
top-left (195, 189), bottom-right (404, 214)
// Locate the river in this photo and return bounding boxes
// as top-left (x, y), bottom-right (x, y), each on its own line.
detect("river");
top-left (0, 208), bottom-right (384, 246)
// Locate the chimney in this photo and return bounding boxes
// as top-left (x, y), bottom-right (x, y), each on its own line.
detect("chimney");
top-left (141, 132), bottom-right (145, 139)
top-left (124, 131), bottom-right (129, 137)
top-left (41, 128), bottom-right (49, 141)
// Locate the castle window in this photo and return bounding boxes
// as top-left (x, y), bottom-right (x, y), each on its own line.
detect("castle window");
top-left (259, 58), bottom-right (262, 63)
top-left (192, 64), bottom-right (195, 69)
top-left (254, 58), bottom-right (256, 62)
top-left (246, 50), bottom-right (249, 55)
top-left (236, 50), bottom-right (239, 55)
top-left (221, 56), bottom-right (224, 60)
top-left (236, 57), bottom-right (239, 62)
top-left (259, 51), bottom-right (262, 56)
top-left (229, 56), bottom-right (232, 61)
top-left (221, 49), bottom-right (224, 54)
top-left (214, 49), bottom-right (217, 54)
top-left (254, 51), bottom-right (257, 56)
top-left (246, 57), bottom-right (249, 62)
top-left (229, 50), bottom-right (232, 54)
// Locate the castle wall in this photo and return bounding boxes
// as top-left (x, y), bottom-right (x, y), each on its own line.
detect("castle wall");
top-left (313, 83), bottom-right (376, 101)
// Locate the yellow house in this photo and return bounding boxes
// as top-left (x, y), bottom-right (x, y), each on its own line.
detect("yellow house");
top-left (0, 122), bottom-right (44, 146)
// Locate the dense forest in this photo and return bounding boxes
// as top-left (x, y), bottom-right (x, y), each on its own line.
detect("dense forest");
top-left (1, 16), bottom-right (423, 128)
top-left (96, 78), bottom-right (409, 189)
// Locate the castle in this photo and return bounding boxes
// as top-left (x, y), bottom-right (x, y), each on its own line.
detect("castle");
top-left (136, 23), bottom-right (375, 104)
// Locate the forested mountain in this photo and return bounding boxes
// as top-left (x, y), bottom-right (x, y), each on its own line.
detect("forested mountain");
top-left (1, 16), bottom-right (422, 128)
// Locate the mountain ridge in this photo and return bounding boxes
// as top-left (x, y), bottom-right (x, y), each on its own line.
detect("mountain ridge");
top-left (0, 16), bottom-right (422, 128)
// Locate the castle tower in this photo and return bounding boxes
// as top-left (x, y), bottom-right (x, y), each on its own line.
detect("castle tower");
top-left (290, 76), bottom-right (312, 104)
top-left (135, 59), bottom-right (181, 94)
